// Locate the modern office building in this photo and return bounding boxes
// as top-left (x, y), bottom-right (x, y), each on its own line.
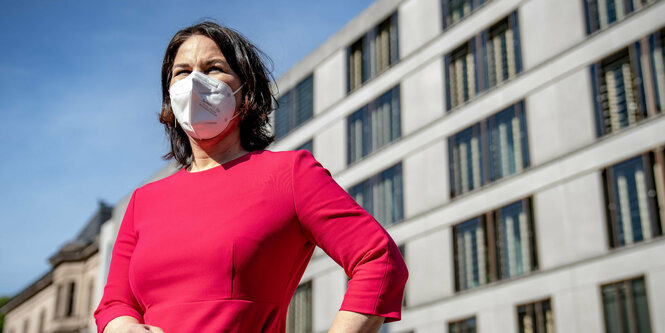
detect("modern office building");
top-left (271, 0), bottom-right (665, 332)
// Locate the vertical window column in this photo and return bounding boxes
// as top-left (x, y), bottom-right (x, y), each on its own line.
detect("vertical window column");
top-left (517, 299), bottom-right (555, 333)
top-left (602, 276), bottom-right (652, 333)
top-left (454, 217), bottom-right (488, 291)
top-left (449, 124), bottom-right (484, 197)
top-left (274, 74), bottom-right (314, 140)
top-left (449, 316), bottom-right (477, 333)
top-left (347, 13), bottom-right (399, 92)
top-left (349, 163), bottom-right (404, 227)
top-left (487, 101), bottom-right (529, 182)
top-left (494, 199), bottom-right (537, 279)
top-left (347, 86), bottom-right (401, 164)
top-left (603, 152), bottom-right (663, 248)
top-left (286, 282), bottom-right (312, 333)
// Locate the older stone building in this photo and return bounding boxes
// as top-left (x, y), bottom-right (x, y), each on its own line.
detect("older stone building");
top-left (1, 202), bottom-right (111, 333)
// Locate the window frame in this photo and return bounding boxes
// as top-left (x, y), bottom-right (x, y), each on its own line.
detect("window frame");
top-left (348, 163), bottom-right (404, 227)
top-left (448, 101), bottom-right (529, 199)
top-left (444, 11), bottom-right (522, 112)
top-left (602, 149), bottom-right (664, 248)
top-left (346, 12), bottom-right (399, 93)
top-left (516, 298), bottom-right (554, 333)
top-left (347, 85), bottom-right (401, 165)
top-left (441, 0), bottom-right (491, 31)
top-left (453, 197), bottom-right (537, 292)
top-left (600, 275), bottom-right (653, 333)
top-left (448, 316), bottom-right (477, 333)
top-left (274, 74), bottom-right (314, 140)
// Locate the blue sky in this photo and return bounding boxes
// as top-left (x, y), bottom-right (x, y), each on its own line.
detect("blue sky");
top-left (0, 0), bottom-right (374, 296)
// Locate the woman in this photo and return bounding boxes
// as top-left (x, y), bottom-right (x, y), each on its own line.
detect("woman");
top-left (94, 21), bottom-right (408, 333)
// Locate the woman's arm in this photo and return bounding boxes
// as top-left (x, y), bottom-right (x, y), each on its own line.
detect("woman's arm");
top-left (329, 311), bottom-right (385, 333)
top-left (291, 151), bottom-right (408, 323)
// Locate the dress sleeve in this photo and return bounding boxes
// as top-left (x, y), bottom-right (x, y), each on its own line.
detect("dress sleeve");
top-left (94, 190), bottom-right (145, 333)
top-left (291, 150), bottom-right (408, 322)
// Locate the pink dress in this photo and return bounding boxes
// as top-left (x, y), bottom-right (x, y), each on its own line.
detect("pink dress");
top-left (94, 150), bottom-right (408, 332)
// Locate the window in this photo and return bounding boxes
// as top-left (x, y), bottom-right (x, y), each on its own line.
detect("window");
top-left (22, 320), bottom-right (29, 333)
top-left (447, 41), bottom-right (478, 109)
top-left (591, 47), bottom-right (647, 136)
top-left (517, 299), bottom-right (555, 333)
top-left (449, 316), bottom-right (477, 333)
top-left (38, 309), bottom-right (46, 333)
top-left (275, 74), bottom-right (314, 140)
top-left (483, 15), bottom-right (522, 89)
top-left (453, 198), bottom-right (537, 291)
top-left (584, 0), bottom-right (658, 34)
top-left (347, 86), bottom-right (401, 164)
top-left (54, 284), bottom-right (63, 318)
top-left (650, 28), bottom-right (665, 113)
top-left (487, 102), bottom-right (529, 182)
top-left (66, 281), bottom-right (76, 317)
top-left (442, 0), bottom-right (489, 29)
top-left (454, 217), bottom-right (488, 290)
top-left (592, 29), bottom-right (665, 137)
top-left (494, 199), bottom-right (537, 279)
top-left (603, 151), bottom-right (663, 248)
top-left (347, 13), bottom-right (399, 92)
top-left (87, 280), bottom-right (95, 314)
top-left (449, 101), bottom-right (529, 198)
top-left (445, 12), bottom-right (521, 110)
top-left (349, 163), bottom-right (404, 227)
top-left (286, 281), bottom-right (312, 333)
top-left (602, 276), bottom-right (652, 333)
top-left (297, 140), bottom-right (313, 154)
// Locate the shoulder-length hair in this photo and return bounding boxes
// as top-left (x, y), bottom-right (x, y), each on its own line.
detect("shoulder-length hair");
top-left (159, 21), bottom-right (275, 167)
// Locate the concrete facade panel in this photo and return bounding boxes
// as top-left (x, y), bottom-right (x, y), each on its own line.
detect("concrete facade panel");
top-left (401, 58), bottom-right (445, 137)
top-left (313, 50), bottom-right (346, 115)
top-left (403, 140), bottom-right (448, 218)
top-left (398, 0), bottom-right (442, 58)
top-left (526, 69), bottom-right (596, 166)
top-left (313, 119), bottom-right (346, 175)
top-left (533, 171), bottom-right (607, 270)
top-left (519, 0), bottom-right (586, 70)
top-left (405, 228), bottom-right (452, 306)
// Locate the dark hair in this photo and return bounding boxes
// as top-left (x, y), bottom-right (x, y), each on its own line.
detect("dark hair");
top-left (159, 21), bottom-right (275, 167)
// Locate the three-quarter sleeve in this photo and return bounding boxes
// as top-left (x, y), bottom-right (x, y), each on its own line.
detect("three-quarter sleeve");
top-left (94, 191), bottom-right (145, 333)
top-left (291, 150), bottom-right (408, 322)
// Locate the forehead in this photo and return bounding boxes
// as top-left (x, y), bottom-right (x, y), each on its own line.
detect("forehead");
top-left (174, 35), bottom-right (227, 63)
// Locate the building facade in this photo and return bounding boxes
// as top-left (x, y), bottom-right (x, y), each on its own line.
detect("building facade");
top-left (1, 202), bottom-right (112, 333)
top-left (271, 0), bottom-right (665, 332)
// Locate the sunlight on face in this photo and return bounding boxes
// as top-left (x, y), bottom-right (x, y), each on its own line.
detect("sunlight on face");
top-left (170, 35), bottom-right (243, 107)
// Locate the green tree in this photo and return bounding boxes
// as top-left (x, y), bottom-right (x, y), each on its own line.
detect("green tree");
top-left (0, 296), bottom-right (11, 333)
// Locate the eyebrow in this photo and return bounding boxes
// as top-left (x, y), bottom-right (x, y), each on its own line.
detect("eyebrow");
top-left (173, 58), bottom-right (228, 69)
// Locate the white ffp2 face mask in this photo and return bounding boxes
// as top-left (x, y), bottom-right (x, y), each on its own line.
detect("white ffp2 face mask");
top-left (169, 71), bottom-right (243, 140)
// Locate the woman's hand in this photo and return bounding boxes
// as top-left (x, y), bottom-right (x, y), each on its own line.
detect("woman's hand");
top-left (103, 316), bottom-right (165, 333)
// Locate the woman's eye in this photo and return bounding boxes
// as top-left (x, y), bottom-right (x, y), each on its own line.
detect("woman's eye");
top-left (208, 66), bottom-right (224, 73)
top-left (174, 70), bottom-right (190, 77)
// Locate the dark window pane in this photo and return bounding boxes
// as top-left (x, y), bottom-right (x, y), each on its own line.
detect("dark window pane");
top-left (347, 86), bottom-right (401, 164)
top-left (454, 218), bottom-right (487, 290)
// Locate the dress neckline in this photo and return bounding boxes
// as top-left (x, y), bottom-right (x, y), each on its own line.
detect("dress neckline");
top-left (179, 150), bottom-right (264, 176)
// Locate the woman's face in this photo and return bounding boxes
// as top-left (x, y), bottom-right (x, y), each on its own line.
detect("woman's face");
top-left (169, 34), bottom-right (243, 108)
